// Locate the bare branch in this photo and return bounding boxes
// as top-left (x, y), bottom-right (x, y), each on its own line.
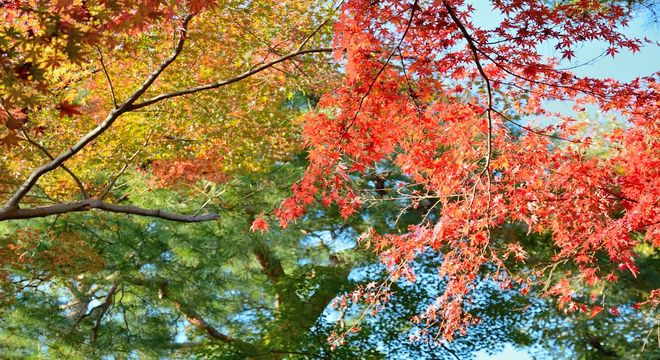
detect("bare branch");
top-left (0, 199), bottom-right (218, 222)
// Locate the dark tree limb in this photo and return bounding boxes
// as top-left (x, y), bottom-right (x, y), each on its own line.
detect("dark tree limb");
top-left (172, 300), bottom-right (236, 344)
top-left (91, 283), bottom-right (118, 342)
top-left (443, 1), bottom-right (493, 177)
top-left (125, 276), bottom-right (256, 352)
top-left (252, 240), bottom-right (286, 285)
top-left (96, 46), bottom-right (118, 108)
top-left (0, 199), bottom-right (218, 222)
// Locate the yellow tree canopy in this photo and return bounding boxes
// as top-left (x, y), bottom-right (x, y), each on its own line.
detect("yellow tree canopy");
top-left (1, 0), bottom-right (338, 221)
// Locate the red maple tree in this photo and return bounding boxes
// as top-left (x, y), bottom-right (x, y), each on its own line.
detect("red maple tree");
top-left (272, 0), bottom-right (659, 342)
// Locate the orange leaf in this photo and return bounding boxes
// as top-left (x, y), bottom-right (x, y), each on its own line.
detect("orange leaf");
top-left (589, 306), bottom-right (603, 318)
top-left (57, 102), bottom-right (83, 118)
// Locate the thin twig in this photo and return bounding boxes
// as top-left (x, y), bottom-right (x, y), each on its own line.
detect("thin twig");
top-left (490, 108), bottom-right (579, 143)
top-left (297, 0), bottom-right (343, 52)
top-left (99, 130), bottom-right (154, 201)
top-left (20, 127), bottom-right (89, 199)
top-left (397, 46), bottom-right (422, 110)
top-left (96, 46), bottom-right (118, 108)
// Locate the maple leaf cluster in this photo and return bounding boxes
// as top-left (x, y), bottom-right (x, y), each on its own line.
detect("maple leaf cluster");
top-left (272, 0), bottom-right (659, 341)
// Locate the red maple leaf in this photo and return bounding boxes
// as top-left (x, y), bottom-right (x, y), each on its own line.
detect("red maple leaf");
top-left (250, 215), bottom-right (269, 233)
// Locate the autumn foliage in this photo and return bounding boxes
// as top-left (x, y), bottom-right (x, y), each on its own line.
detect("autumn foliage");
top-left (0, 0), bottom-right (658, 349)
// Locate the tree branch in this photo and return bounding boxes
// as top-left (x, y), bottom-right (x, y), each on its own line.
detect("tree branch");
top-left (128, 47), bottom-right (333, 111)
top-left (296, 0), bottom-right (343, 52)
top-left (340, 0), bottom-right (417, 140)
top-left (0, 199), bottom-right (218, 222)
top-left (125, 276), bottom-right (249, 347)
top-left (251, 238), bottom-right (287, 310)
top-left (252, 240), bottom-right (286, 285)
top-left (443, 1), bottom-right (493, 177)
top-left (91, 283), bottom-right (118, 342)
top-left (99, 130), bottom-right (154, 201)
top-left (125, 13), bottom-right (194, 104)
top-left (491, 108), bottom-right (579, 143)
top-left (172, 300), bottom-right (236, 343)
